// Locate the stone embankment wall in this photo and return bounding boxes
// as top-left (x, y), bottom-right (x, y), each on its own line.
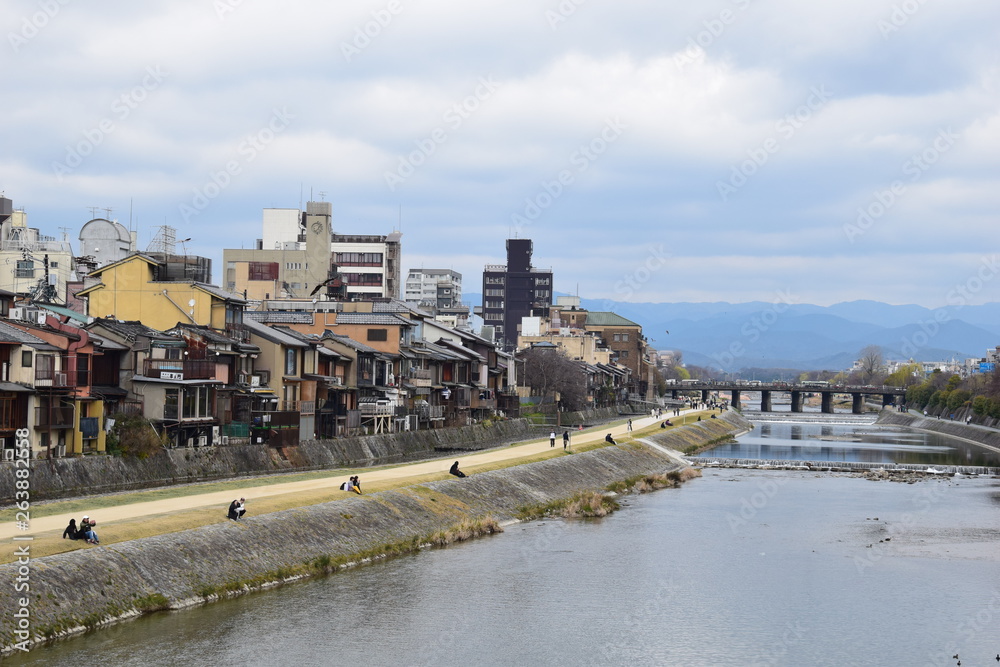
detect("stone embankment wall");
top-left (0, 418), bottom-right (745, 652)
top-left (877, 411), bottom-right (1000, 453)
top-left (0, 419), bottom-right (536, 504)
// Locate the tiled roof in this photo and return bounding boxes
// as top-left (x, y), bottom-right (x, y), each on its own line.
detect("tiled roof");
top-left (243, 318), bottom-right (309, 348)
top-left (0, 320), bottom-right (50, 346)
top-left (245, 311), bottom-right (314, 324)
top-left (584, 312), bottom-right (641, 327)
top-left (87, 319), bottom-right (181, 343)
top-left (321, 331), bottom-right (378, 354)
top-left (333, 313), bottom-right (412, 326)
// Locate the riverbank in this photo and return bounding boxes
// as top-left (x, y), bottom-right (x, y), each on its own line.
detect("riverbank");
top-left (0, 412), bottom-right (747, 653)
top-left (878, 410), bottom-right (1000, 455)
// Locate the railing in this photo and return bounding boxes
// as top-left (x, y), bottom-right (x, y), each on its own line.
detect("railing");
top-left (419, 404), bottom-right (445, 420)
top-left (360, 402), bottom-right (395, 416)
top-left (115, 400), bottom-right (143, 417)
top-left (225, 322), bottom-right (252, 343)
top-left (144, 358), bottom-right (216, 380)
top-left (35, 368), bottom-right (89, 388)
top-left (222, 422), bottom-right (250, 437)
top-left (299, 400), bottom-right (315, 415)
top-left (34, 406), bottom-right (75, 428)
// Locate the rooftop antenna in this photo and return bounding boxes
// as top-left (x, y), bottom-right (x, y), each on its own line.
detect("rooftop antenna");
top-left (129, 198), bottom-right (133, 233)
top-left (58, 226), bottom-right (71, 243)
top-left (103, 207), bottom-right (113, 220)
top-left (318, 190), bottom-right (327, 201)
top-left (87, 206), bottom-right (100, 218)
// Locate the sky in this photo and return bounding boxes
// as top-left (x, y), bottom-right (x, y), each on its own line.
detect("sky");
top-left (2, 0), bottom-right (999, 309)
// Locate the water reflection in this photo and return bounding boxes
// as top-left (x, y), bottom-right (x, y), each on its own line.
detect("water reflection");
top-left (697, 420), bottom-right (1000, 466)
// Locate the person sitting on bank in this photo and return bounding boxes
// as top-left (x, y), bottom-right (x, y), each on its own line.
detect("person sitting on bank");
top-left (449, 461), bottom-right (467, 478)
top-left (227, 498), bottom-right (246, 521)
top-left (340, 479), bottom-right (353, 492)
top-left (351, 476), bottom-right (362, 494)
top-left (79, 516), bottom-right (99, 544)
top-left (605, 433), bottom-right (617, 445)
top-left (63, 518), bottom-right (78, 540)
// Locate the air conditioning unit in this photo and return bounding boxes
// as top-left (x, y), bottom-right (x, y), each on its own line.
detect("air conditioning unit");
top-left (220, 436), bottom-right (230, 445)
top-left (56, 444), bottom-right (66, 457)
top-left (9, 307), bottom-right (23, 321)
top-left (2, 449), bottom-right (13, 461)
top-left (212, 426), bottom-right (220, 444)
top-left (186, 438), bottom-right (194, 448)
top-left (54, 372), bottom-right (68, 386)
top-left (250, 375), bottom-right (261, 387)
top-left (37, 311), bottom-right (47, 325)
top-left (197, 435), bottom-right (208, 447)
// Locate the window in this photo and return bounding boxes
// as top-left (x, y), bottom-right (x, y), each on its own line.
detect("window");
top-left (367, 329), bottom-right (388, 342)
top-left (21, 351), bottom-right (32, 367)
top-left (248, 261), bottom-right (279, 281)
top-left (50, 262), bottom-right (59, 268)
top-left (335, 252), bottom-right (383, 266)
top-left (16, 260), bottom-right (33, 278)
top-left (285, 262), bottom-right (303, 271)
top-left (620, 350), bottom-right (629, 358)
top-left (621, 333), bottom-right (629, 342)
top-left (613, 334), bottom-right (621, 342)
top-left (285, 348), bottom-right (297, 375)
top-left (164, 388), bottom-right (178, 420)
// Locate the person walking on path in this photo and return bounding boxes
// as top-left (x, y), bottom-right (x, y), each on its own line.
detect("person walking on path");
top-left (627, 419), bottom-right (632, 432)
top-left (550, 431), bottom-right (556, 447)
top-left (562, 430), bottom-right (570, 449)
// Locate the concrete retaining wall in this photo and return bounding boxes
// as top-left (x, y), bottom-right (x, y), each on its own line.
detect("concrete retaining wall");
top-left (0, 417), bottom-right (744, 652)
top-left (877, 410), bottom-right (1000, 453)
top-left (0, 419), bottom-right (537, 504)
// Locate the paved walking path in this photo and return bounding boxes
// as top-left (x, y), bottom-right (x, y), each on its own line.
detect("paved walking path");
top-left (5, 411), bottom-right (701, 541)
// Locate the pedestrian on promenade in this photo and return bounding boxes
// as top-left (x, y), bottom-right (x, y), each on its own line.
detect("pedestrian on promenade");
top-left (550, 431), bottom-right (556, 447)
top-left (627, 419), bottom-right (633, 432)
top-left (562, 430), bottom-right (570, 449)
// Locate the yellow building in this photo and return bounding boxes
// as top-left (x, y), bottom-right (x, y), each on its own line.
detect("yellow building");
top-left (77, 253), bottom-right (248, 334)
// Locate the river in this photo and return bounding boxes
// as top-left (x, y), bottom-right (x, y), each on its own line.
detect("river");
top-left (9, 419), bottom-right (1000, 666)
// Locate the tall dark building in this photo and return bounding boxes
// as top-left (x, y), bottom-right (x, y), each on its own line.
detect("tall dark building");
top-left (479, 239), bottom-right (553, 350)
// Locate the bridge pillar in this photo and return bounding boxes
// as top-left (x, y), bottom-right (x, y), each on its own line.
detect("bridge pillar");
top-left (671, 390), bottom-right (678, 400)
top-left (731, 389), bottom-right (741, 410)
top-left (821, 392), bottom-right (833, 414)
top-left (702, 389), bottom-right (710, 404)
top-left (852, 393), bottom-right (864, 414)
top-left (882, 393), bottom-right (894, 407)
top-left (790, 391), bottom-right (802, 412)
top-left (760, 390), bottom-right (771, 412)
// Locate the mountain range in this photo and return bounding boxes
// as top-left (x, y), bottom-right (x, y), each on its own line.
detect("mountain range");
top-left (463, 295), bottom-right (1000, 371)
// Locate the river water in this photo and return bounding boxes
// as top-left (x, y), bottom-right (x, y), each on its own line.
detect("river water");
top-left (10, 421), bottom-right (1000, 667)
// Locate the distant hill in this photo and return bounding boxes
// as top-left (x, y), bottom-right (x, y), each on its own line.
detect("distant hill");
top-left (463, 293), bottom-right (1000, 371)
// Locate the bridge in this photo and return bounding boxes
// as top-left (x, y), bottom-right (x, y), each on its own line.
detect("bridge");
top-left (667, 381), bottom-right (906, 414)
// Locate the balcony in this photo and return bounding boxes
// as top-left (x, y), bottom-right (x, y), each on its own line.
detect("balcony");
top-left (407, 368), bottom-right (433, 388)
top-left (144, 358), bottom-right (217, 380)
top-left (35, 368), bottom-right (89, 388)
top-left (225, 322), bottom-right (252, 343)
top-left (35, 405), bottom-right (75, 429)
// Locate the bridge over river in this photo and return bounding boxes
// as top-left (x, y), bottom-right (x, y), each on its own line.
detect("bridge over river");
top-left (668, 381), bottom-right (906, 414)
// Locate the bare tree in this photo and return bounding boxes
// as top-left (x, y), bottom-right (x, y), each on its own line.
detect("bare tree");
top-left (857, 345), bottom-right (885, 384)
top-left (519, 346), bottom-right (588, 411)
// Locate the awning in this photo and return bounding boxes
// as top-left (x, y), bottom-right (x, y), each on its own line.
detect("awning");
top-left (0, 382), bottom-right (32, 393)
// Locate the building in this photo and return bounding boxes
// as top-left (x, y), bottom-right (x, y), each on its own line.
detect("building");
top-left (223, 202), bottom-right (402, 302)
top-left (0, 195), bottom-right (75, 302)
top-left (476, 239), bottom-right (553, 350)
top-left (75, 253), bottom-right (249, 337)
top-left (79, 217), bottom-right (136, 268)
top-left (404, 268), bottom-right (468, 327)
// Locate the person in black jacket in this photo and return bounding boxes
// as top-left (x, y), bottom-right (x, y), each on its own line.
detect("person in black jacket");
top-left (449, 461), bottom-right (467, 478)
top-left (227, 498), bottom-right (246, 521)
top-left (63, 519), bottom-right (78, 540)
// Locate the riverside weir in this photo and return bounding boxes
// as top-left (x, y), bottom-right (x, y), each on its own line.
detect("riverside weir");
top-left (0, 413), bottom-right (748, 652)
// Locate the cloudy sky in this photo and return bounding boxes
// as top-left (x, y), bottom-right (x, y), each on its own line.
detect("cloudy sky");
top-left (2, 0), bottom-right (999, 308)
